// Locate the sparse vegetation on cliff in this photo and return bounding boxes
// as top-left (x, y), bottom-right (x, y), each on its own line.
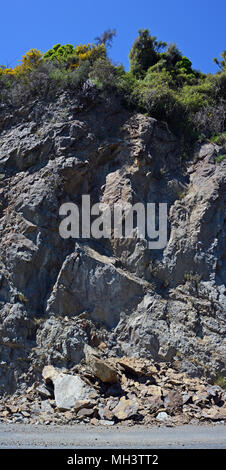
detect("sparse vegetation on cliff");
top-left (0, 29), bottom-right (225, 142)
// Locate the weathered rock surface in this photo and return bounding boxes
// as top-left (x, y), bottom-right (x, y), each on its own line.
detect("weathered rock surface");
top-left (0, 86), bottom-right (225, 396)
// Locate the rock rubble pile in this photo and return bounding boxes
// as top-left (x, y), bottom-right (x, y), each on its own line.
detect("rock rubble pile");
top-left (0, 347), bottom-right (225, 427)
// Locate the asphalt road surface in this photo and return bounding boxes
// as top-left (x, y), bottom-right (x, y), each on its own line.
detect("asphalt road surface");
top-left (0, 423), bottom-right (225, 448)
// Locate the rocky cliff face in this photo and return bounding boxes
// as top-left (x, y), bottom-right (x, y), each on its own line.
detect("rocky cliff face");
top-left (0, 84), bottom-right (225, 394)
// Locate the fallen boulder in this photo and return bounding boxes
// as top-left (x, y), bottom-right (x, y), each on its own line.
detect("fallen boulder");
top-left (54, 373), bottom-right (97, 411)
top-left (113, 396), bottom-right (139, 420)
top-left (84, 345), bottom-right (118, 383)
top-left (117, 357), bottom-right (157, 377)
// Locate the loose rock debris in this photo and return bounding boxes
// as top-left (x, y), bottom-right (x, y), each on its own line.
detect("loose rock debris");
top-left (0, 347), bottom-right (225, 426)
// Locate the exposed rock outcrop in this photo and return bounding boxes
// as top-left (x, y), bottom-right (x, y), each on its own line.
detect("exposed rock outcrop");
top-left (0, 85), bottom-right (225, 396)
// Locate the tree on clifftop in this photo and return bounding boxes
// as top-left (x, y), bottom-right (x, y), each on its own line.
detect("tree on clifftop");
top-left (94, 28), bottom-right (116, 48)
top-left (129, 29), bottom-right (167, 78)
top-left (214, 50), bottom-right (226, 71)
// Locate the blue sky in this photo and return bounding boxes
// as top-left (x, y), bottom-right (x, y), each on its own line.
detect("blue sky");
top-left (1, 0), bottom-right (225, 74)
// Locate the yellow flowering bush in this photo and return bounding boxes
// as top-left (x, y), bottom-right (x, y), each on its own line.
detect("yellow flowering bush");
top-left (20, 49), bottom-right (43, 71)
top-left (69, 44), bottom-right (106, 69)
top-left (0, 44), bottom-right (106, 76)
top-left (0, 49), bottom-right (43, 76)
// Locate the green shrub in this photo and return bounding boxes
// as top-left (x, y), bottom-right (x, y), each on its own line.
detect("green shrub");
top-left (214, 375), bottom-right (226, 389)
top-left (135, 76), bottom-right (187, 136)
top-left (177, 81), bottom-right (215, 113)
top-left (43, 43), bottom-right (106, 70)
top-left (210, 131), bottom-right (226, 145)
top-left (89, 58), bottom-right (119, 88)
top-left (216, 154), bottom-right (226, 163)
top-left (215, 72), bottom-right (226, 99)
top-left (115, 70), bottom-right (139, 108)
top-left (163, 43), bottom-right (183, 68)
top-left (175, 56), bottom-right (194, 76)
top-left (43, 43), bottom-right (75, 62)
top-left (49, 60), bottom-right (91, 90)
top-left (184, 272), bottom-right (201, 283)
top-left (177, 190), bottom-right (188, 200)
top-left (144, 68), bottom-right (176, 89)
top-left (68, 61), bottom-right (91, 88)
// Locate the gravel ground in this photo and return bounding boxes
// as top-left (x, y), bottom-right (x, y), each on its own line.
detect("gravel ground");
top-left (0, 423), bottom-right (225, 449)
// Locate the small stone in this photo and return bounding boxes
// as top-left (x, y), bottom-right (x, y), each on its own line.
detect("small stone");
top-left (117, 356), bottom-right (157, 377)
top-left (15, 417), bottom-right (24, 423)
top-left (18, 403), bottom-right (29, 412)
top-left (90, 418), bottom-right (99, 425)
top-left (206, 385), bottom-right (222, 397)
top-left (63, 411), bottom-right (74, 420)
top-left (89, 391), bottom-right (99, 399)
top-left (7, 405), bottom-right (19, 413)
top-left (127, 392), bottom-right (138, 400)
top-left (73, 400), bottom-right (92, 411)
top-left (20, 398), bottom-right (28, 404)
top-left (26, 383), bottom-right (38, 394)
top-left (182, 393), bottom-right (192, 405)
top-left (99, 419), bottom-right (115, 426)
top-left (206, 386), bottom-right (223, 405)
top-left (171, 414), bottom-right (190, 425)
top-left (21, 411), bottom-right (30, 417)
top-left (30, 403), bottom-right (41, 415)
top-left (156, 411), bottom-right (170, 422)
top-left (42, 365), bottom-right (59, 383)
top-left (41, 400), bottom-right (54, 414)
top-left (164, 391), bottom-right (183, 411)
top-left (36, 384), bottom-right (53, 399)
top-left (147, 396), bottom-right (164, 413)
top-left (98, 406), bottom-right (114, 421)
top-left (98, 342), bottom-right (107, 351)
top-left (77, 408), bottom-right (94, 419)
top-left (146, 385), bottom-right (162, 397)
